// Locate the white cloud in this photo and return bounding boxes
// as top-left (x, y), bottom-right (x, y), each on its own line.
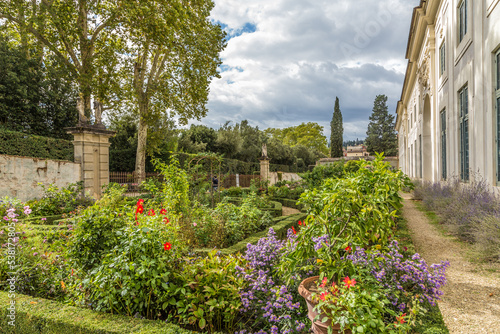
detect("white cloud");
top-left (198, 0), bottom-right (417, 141)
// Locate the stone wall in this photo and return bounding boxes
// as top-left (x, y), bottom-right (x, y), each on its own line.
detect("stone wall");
top-left (0, 155), bottom-right (81, 201)
top-left (269, 172), bottom-right (302, 186)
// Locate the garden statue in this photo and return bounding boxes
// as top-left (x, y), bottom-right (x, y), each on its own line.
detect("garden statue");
top-left (93, 100), bottom-right (105, 128)
top-left (76, 96), bottom-right (88, 125)
top-left (262, 143), bottom-right (268, 158)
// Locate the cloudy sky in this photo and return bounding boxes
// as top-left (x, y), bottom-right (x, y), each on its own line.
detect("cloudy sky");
top-left (191, 0), bottom-right (417, 141)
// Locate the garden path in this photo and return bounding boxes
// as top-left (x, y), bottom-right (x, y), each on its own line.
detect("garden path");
top-left (401, 193), bottom-right (500, 334)
top-left (282, 206), bottom-right (300, 216)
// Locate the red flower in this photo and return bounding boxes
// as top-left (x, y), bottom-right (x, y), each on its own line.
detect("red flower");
top-left (395, 313), bottom-right (406, 324)
top-left (163, 242), bottom-right (172, 251)
top-left (148, 209), bottom-right (155, 216)
top-left (319, 277), bottom-right (328, 288)
top-left (136, 205), bottom-right (144, 214)
top-left (164, 217), bottom-right (170, 224)
top-left (345, 246), bottom-right (351, 252)
top-left (298, 221), bottom-right (302, 226)
top-left (160, 208), bottom-right (167, 215)
top-left (137, 199), bottom-right (144, 205)
top-left (319, 291), bottom-right (329, 301)
top-left (292, 226), bottom-right (297, 234)
top-left (343, 276), bottom-right (356, 289)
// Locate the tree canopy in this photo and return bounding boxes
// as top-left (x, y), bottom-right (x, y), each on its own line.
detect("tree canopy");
top-left (330, 97), bottom-right (343, 157)
top-left (365, 94), bottom-right (398, 156)
top-left (0, 32), bottom-right (78, 139)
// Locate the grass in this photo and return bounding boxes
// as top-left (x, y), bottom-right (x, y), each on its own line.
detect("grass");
top-left (394, 215), bottom-right (449, 334)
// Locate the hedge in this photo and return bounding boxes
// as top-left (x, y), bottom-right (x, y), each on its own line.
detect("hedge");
top-left (270, 197), bottom-right (305, 211)
top-left (20, 215), bottom-right (63, 225)
top-left (0, 128), bottom-right (73, 161)
top-left (223, 197), bottom-right (282, 217)
top-left (194, 212), bottom-right (307, 256)
top-left (0, 291), bottom-right (197, 334)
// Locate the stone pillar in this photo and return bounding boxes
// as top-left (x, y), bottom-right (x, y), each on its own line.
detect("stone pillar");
top-left (259, 157), bottom-right (270, 185)
top-left (66, 126), bottom-right (115, 199)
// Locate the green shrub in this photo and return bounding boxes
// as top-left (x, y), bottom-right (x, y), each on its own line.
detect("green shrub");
top-left (26, 182), bottom-right (94, 216)
top-left (168, 250), bottom-right (246, 332)
top-left (66, 185), bottom-right (130, 271)
top-left (78, 212), bottom-right (187, 319)
top-left (299, 161), bottom-right (345, 189)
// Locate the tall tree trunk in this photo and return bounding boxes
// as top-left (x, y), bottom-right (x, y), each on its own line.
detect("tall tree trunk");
top-left (135, 106), bottom-right (148, 184)
top-left (78, 0), bottom-right (92, 121)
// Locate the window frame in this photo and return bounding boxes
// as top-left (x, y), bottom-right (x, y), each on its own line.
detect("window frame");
top-left (458, 0), bottom-right (467, 43)
top-left (440, 108), bottom-right (447, 180)
top-left (439, 40), bottom-right (446, 76)
top-left (459, 85), bottom-right (469, 182)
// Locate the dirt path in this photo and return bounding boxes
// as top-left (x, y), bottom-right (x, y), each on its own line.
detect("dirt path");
top-left (401, 193), bottom-right (500, 334)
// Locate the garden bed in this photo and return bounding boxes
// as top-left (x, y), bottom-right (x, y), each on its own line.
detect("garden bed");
top-left (194, 212), bottom-right (307, 256)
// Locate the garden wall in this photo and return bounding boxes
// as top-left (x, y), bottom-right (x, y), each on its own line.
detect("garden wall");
top-left (0, 155), bottom-right (80, 201)
top-left (268, 172), bottom-right (301, 186)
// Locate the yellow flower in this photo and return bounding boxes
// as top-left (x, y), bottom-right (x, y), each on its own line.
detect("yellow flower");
top-left (375, 244), bottom-right (382, 250)
top-left (61, 281), bottom-right (66, 290)
top-left (316, 259), bottom-right (323, 264)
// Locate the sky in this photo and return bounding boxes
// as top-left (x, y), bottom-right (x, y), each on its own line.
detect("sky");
top-left (190, 0), bottom-right (417, 142)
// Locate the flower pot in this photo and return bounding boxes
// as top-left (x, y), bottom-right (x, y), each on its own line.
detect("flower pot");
top-left (298, 276), bottom-right (351, 334)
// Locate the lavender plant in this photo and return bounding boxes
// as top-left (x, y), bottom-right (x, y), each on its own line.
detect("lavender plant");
top-left (413, 175), bottom-right (500, 261)
top-left (346, 241), bottom-right (449, 312)
top-left (235, 228), bottom-right (307, 334)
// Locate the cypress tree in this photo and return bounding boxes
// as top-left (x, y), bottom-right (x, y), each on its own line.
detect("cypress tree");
top-left (365, 94), bottom-right (398, 156)
top-left (330, 97), bottom-right (344, 157)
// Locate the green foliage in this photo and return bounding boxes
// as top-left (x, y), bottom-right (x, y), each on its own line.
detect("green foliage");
top-left (265, 122), bottom-right (329, 155)
top-left (280, 154), bottom-right (412, 283)
top-left (151, 158), bottom-right (191, 215)
top-left (0, 291), bottom-right (197, 334)
top-left (79, 213), bottom-right (187, 319)
top-left (66, 185), bottom-right (130, 271)
top-left (365, 95), bottom-right (398, 156)
top-left (330, 97), bottom-right (344, 158)
top-left (27, 182), bottom-right (93, 216)
top-left (0, 34), bottom-right (78, 139)
top-left (168, 251), bottom-right (246, 332)
top-left (211, 192), bottom-right (273, 247)
top-left (0, 128), bottom-right (73, 160)
top-left (299, 161), bottom-right (346, 189)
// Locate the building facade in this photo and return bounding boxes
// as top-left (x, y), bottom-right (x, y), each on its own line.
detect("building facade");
top-left (395, 0), bottom-right (500, 189)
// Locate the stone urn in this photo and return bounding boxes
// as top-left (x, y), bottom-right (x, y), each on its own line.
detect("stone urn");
top-left (298, 276), bottom-right (351, 334)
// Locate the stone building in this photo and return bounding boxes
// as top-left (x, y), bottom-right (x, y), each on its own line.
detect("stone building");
top-left (344, 145), bottom-right (369, 157)
top-left (395, 0), bottom-right (500, 189)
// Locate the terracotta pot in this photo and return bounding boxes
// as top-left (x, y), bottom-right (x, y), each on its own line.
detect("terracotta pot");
top-left (298, 276), bottom-right (351, 334)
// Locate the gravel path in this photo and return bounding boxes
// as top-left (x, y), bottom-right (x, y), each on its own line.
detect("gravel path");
top-left (401, 193), bottom-right (500, 334)
top-left (282, 206), bottom-right (301, 216)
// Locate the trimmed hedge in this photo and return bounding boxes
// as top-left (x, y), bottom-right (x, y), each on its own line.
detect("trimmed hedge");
top-left (0, 128), bottom-right (73, 161)
top-left (20, 215), bottom-right (63, 225)
top-left (224, 197), bottom-right (282, 217)
top-left (0, 291), bottom-right (196, 334)
top-left (194, 212), bottom-right (307, 256)
top-left (270, 197), bottom-right (304, 211)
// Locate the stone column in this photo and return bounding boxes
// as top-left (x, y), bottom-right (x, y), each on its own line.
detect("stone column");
top-left (66, 126), bottom-right (115, 199)
top-left (259, 157), bottom-right (270, 185)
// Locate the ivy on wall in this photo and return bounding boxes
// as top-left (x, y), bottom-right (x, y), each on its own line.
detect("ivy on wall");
top-left (0, 128), bottom-right (73, 161)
